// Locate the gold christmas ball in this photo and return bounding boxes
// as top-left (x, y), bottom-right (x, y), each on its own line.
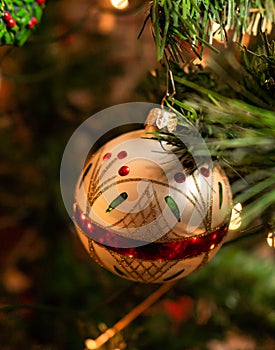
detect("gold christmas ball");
top-left (73, 128), bottom-right (232, 283)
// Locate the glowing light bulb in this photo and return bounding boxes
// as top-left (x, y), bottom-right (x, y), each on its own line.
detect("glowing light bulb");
top-left (267, 232), bottom-right (275, 248)
top-left (85, 339), bottom-right (97, 349)
top-left (229, 203), bottom-right (242, 231)
top-left (110, 0), bottom-right (129, 10)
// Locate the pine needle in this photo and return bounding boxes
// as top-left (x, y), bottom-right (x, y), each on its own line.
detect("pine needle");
top-left (150, 0), bottom-right (275, 62)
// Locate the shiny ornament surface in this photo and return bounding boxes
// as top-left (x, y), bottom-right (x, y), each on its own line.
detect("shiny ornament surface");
top-left (74, 129), bottom-right (232, 283)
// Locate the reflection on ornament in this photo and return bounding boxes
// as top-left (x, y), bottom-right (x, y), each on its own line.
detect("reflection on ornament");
top-left (228, 203), bottom-right (242, 231)
top-left (267, 232), bottom-right (275, 248)
top-left (74, 127), bottom-right (232, 283)
top-left (110, 0), bottom-right (129, 10)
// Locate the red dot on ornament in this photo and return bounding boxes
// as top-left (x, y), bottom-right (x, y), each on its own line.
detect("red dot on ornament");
top-left (117, 150), bottom-right (127, 159)
top-left (103, 152), bottom-right (112, 160)
top-left (36, 0), bottom-right (45, 4)
top-left (200, 167), bottom-right (210, 177)
top-left (174, 172), bottom-right (186, 183)
top-left (118, 165), bottom-right (130, 176)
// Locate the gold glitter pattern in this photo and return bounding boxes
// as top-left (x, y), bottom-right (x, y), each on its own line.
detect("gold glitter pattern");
top-left (108, 249), bottom-right (179, 283)
top-left (76, 133), bottom-right (232, 283)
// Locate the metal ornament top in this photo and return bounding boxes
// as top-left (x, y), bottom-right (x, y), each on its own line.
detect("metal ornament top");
top-left (145, 108), bottom-right (178, 133)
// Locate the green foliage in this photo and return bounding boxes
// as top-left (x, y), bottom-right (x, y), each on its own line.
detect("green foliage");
top-left (0, 0), bottom-right (45, 46)
top-left (168, 77), bottom-right (275, 228)
top-left (242, 34), bottom-right (275, 100)
top-left (150, 0), bottom-right (275, 61)
top-left (145, 4), bottom-right (275, 229)
top-left (123, 244), bottom-right (275, 349)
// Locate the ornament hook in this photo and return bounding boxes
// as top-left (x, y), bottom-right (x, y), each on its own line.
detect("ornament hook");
top-left (161, 67), bottom-right (176, 107)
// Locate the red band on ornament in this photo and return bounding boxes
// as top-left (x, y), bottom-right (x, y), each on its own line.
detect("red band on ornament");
top-left (74, 204), bottom-right (228, 261)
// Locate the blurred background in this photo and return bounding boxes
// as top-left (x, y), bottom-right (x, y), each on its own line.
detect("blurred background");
top-left (0, 1), bottom-right (274, 349)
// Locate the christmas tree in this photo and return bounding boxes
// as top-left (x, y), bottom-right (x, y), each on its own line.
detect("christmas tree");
top-left (0, 1), bottom-right (274, 349)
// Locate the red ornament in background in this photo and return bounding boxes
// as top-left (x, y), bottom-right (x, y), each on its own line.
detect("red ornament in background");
top-left (161, 295), bottom-right (194, 323)
top-left (3, 11), bottom-right (12, 21)
top-left (0, 0), bottom-right (46, 46)
top-left (7, 18), bottom-right (16, 29)
top-left (28, 17), bottom-right (38, 29)
top-left (2, 11), bottom-right (16, 29)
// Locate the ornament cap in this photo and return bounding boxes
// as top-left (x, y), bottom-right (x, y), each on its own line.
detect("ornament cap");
top-left (145, 108), bottom-right (178, 133)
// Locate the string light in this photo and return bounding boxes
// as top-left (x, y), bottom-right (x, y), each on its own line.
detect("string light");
top-left (85, 339), bottom-right (97, 350)
top-left (229, 203), bottom-right (242, 231)
top-left (110, 0), bottom-right (129, 10)
top-left (84, 282), bottom-right (175, 349)
top-left (266, 232), bottom-right (275, 248)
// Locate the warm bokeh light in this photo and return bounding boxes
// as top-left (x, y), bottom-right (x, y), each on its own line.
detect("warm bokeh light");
top-left (98, 13), bottom-right (116, 33)
top-left (267, 232), bottom-right (275, 248)
top-left (85, 339), bottom-right (97, 349)
top-left (110, 0), bottom-right (129, 10)
top-left (229, 203), bottom-right (242, 231)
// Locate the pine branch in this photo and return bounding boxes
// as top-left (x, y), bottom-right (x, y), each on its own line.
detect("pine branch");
top-left (149, 0), bottom-right (275, 62)
top-left (168, 86), bottom-right (275, 229)
top-left (241, 32), bottom-right (275, 98)
top-left (142, 51), bottom-right (275, 229)
top-left (145, 1), bottom-right (275, 231)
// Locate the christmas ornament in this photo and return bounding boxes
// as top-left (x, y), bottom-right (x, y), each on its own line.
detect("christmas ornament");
top-left (73, 121), bottom-right (232, 283)
top-left (0, 0), bottom-right (46, 46)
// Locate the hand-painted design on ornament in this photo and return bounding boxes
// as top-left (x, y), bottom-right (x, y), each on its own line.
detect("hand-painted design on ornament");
top-left (60, 103), bottom-right (231, 284)
top-left (77, 129), bottom-right (192, 245)
top-left (164, 195), bottom-right (181, 222)
top-left (74, 128), bottom-right (232, 283)
top-left (106, 192), bottom-right (128, 213)
top-left (78, 162), bottom-right (92, 189)
top-left (0, 0), bottom-right (46, 46)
